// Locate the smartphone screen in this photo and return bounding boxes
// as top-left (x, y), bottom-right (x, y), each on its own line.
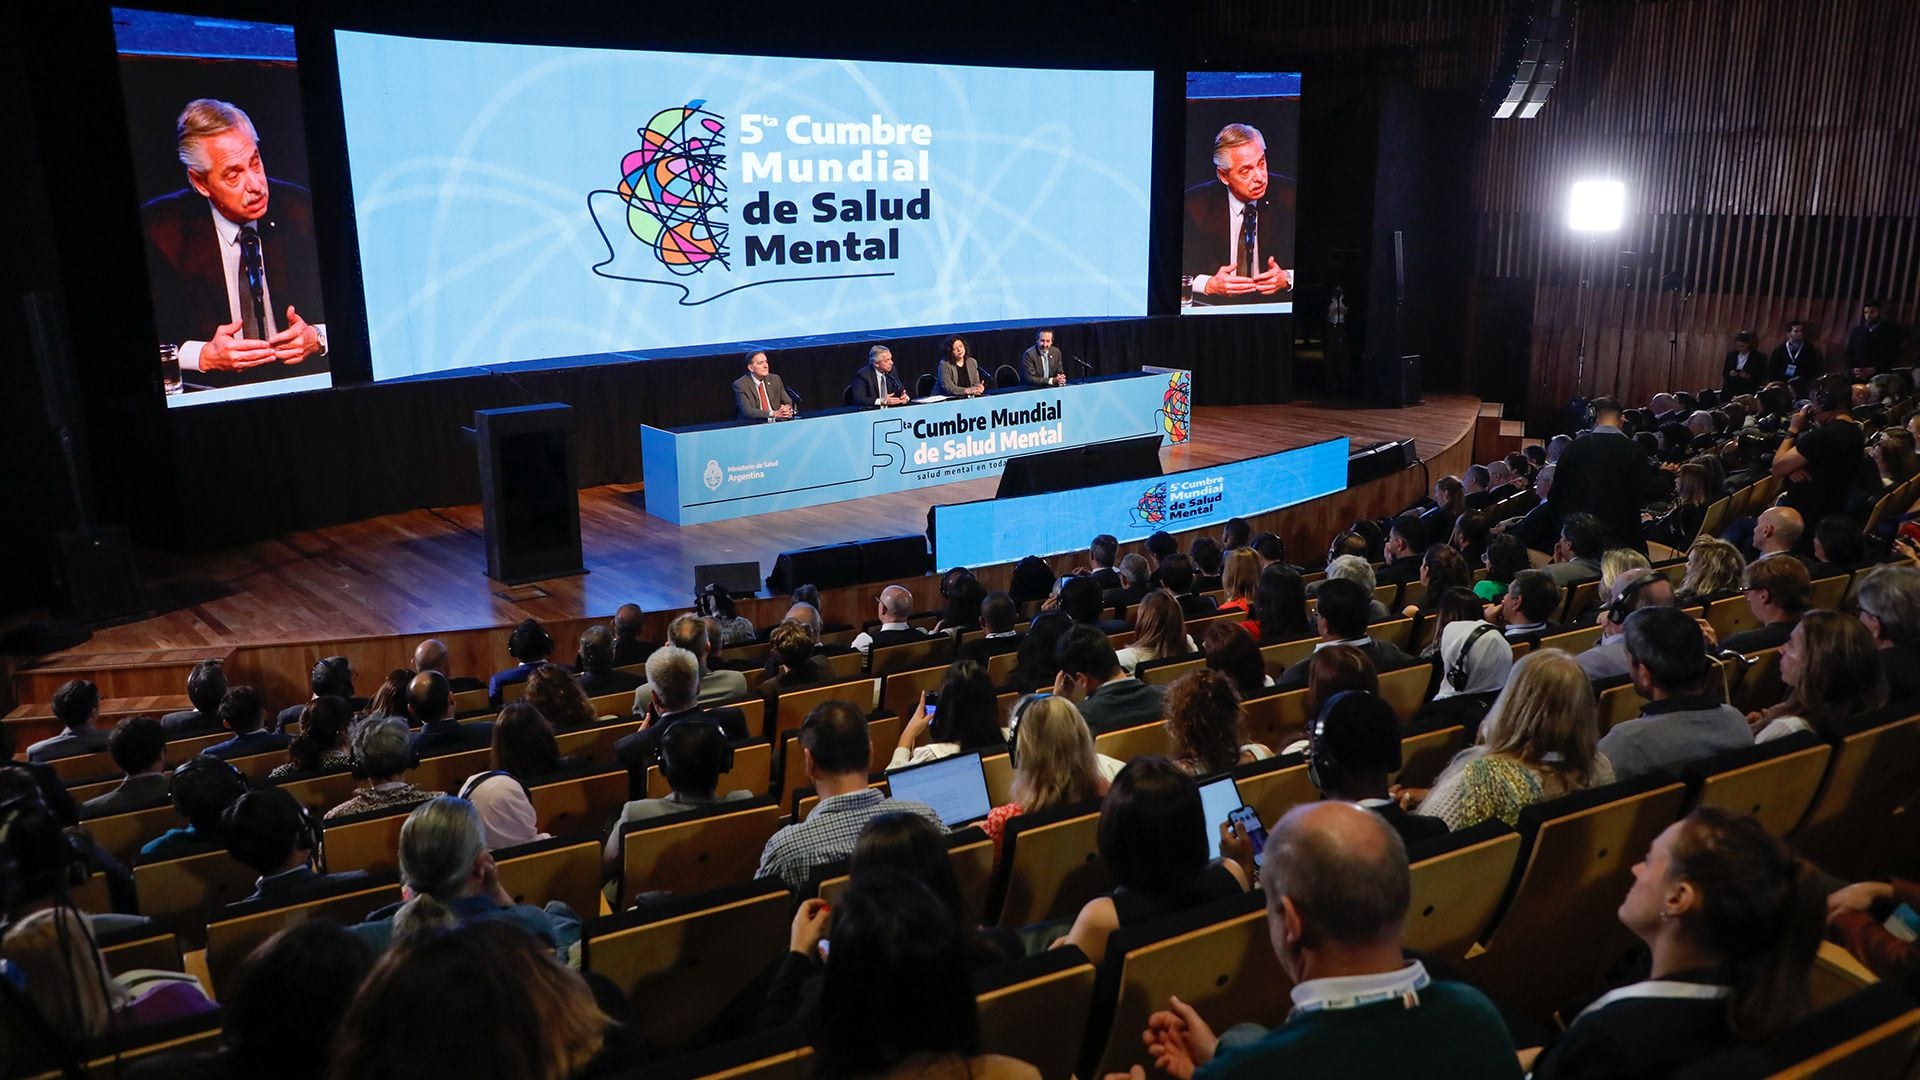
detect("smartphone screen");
top-left (1229, 805), bottom-right (1269, 868)
top-left (923, 691), bottom-right (940, 719)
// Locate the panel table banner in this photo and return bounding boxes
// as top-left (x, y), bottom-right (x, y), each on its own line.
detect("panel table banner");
top-left (641, 369), bottom-right (1193, 525)
top-left (931, 437), bottom-right (1348, 568)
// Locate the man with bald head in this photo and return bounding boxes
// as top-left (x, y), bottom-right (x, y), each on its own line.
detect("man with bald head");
top-left (412, 637), bottom-right (484, 693)
top-left (407, 670), bottom-right (493, 754)
top-left (1750, 505), bottom-right (1806, 565)
top-left (610, 603), bottom-right (657, 668)
top-left (1122, 802), bottom-right (1519, 1080)
top-left (849, 584), bottom-right (929, 658)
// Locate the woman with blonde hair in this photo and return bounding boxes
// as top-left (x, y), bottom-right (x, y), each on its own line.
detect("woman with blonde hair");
top-left (1599, 548), bottom-right (1653, 606)
top-left (980, 695), bottom-right (1115, 856)
top-left (1749, 610), bottom-right (1888, 741)
top-left (1676, 537), bottom-right (1746, 606)
top-left (0, 905), bottom-right (215, 1051)
top-left (1399, 649), bottom-right (1614, 830)
top-left (1216, 548), bottom-right (1262, 614)
top-left (1114, 591), bottom-right (1196, 674)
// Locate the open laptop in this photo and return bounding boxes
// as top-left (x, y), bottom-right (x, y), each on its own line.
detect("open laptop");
top-left (885, 751), bottom-right (992, 828)
top-left (1196, 773), bottom-right (1243, 861)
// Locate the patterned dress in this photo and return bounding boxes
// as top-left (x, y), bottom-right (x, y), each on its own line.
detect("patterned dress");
top-left (1416, 753), bottom-right (1614, 831)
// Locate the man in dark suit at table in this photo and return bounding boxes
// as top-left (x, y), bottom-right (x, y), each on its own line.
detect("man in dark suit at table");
top-left (1768, 319), bottom-right (1822, 386)
top-left (140, 99), bottom-right (328, 389)
top-left (1020, 328), bottom-right (1068, 388)
top-left (733, 350), bottom-right (796, 420)
top-left (1183, 123), bottom-right (1296, 306)
top-left (851, 345), bottom-right (910, 406)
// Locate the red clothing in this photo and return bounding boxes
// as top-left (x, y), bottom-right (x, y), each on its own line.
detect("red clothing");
top-left (1829, 877), bottom-right (1920, 982)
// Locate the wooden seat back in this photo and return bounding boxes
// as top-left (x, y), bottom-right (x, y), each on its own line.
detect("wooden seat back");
top-left (205, 878), bottom-right (401, 994)
top-left (772, 678), bottom-right (878, 743)
top-left (1733, 647), bottom-right (1787, 714)
top-left (987, 650), bottom-right (1021, 686)
top-left (410, 747), bottom-right (493, 796)
top-left (1597, 682), bottom-right (1648, 733)
top-left (976, 949), bottom-right (1098, 1080)
top-left (1403, 823), bottom-right (1523, 963)
top-left (775, 716), bottom-right (898, 801)
top-left (1241, 689), bottom-right (1309, 751)
top-left (992, 801), bottom-right (1108, 928)
top-left (97, 925), bottom-right (184, 979)
top-left (271, 768), bottom-right (360, 813)
top-left (1686, 736), bottom-right (1833, 838)
top-left (1378, 663), bottom-right (1432, 721)
top-left (523, 767), bottom-right (630, 841)
top-left (1258, 637), bottom-right (1318, 677)
top-left (1091, 720), bottom-right (1177, 763)
top-left (645, 739), bottom-right (774, 800)
top-left (1394, 725), bottom-right (1467, 788)
top-left (869, 637), bottom-right (954, 676)
top-left (132, 847), bottom-right (259, 945)
top-left (553, 718), bottom-right (646, 764)
top-left (1809, 574), bottom-right (1850, 611)
top-left (1793, 713), bottom-right (1920, 880)
top-left (982, 751), bottom-right (1014, 806)
top-left (1135, 655), bottom-right (1205, 687)
top-left (1706, 593), bottom-right (1760, 641)
top-left (320, 805), bottom-right (415, 875)
top-left (495, 836), bottom-right (604, 918)
top-left (880, 663), bottom-right (951, 720)
top-left (82, 804), bottom-right (187, 865)
top-left (618, 798), bottom-right (782, 901)
top-left (1538, 624), bottom-right (1603, 654)
top-left (1232, 757), bottom-right (1316, 830)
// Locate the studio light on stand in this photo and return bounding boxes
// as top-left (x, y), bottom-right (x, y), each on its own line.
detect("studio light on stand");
top-left (1565, 179), bottom-right (1624, 414)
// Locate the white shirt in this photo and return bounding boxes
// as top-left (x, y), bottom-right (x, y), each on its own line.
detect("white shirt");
top-left (1189, 192), bottom-right (1256, 297)
top-left (1290, 960), bottom-right (1431, 1016)
top-left (850, 622), bottom-right (910, 655)
top-left (1313, 636), bottom-right (1373, 652)
top-left (179, 204), bottom-right (326, 370)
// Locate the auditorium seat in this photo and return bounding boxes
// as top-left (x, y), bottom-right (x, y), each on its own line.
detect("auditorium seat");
top-left (1240, 688), bottom-right (1308, 750)
top-left (1392, 723), bottom-right (1467, 788)
top-left (1134, 654), bottom-right (1205, 687)
top-left (410, 746), bottom-right (493, 794)
top-left (1084, 891), bottom-right (1291, 1079)
top-left (1468, 773), bottom-right (1687, 1022)
top-left (205, 874), bottom-right (402, 995)
top-left (18, 1011), bottom-right (225, 1080)
top-left (133, 847), bottom-right (258, 946)
top-left (96, 920), bottom-right (185, 978)
top-left (1596, 681), bottom-right (1647, 732)
top-left (589, 690), bottom-right (638, 718)
top-left (321, 803), bottom-right (416, 875)
top-left (1402, 822), bottom-right (1521, 964)
top-left (1231, 753), bottom-right (1315, 829)
top-left (776, 715), bottom-right (897, 800)
top-left (647, 1026), bottom-right (812, 1080)
top-left (272, 767), bottom-right (361, 813)
top-left (1731, 647), bottom-right (1786, 714)
top-left (1791, 708), bottom-right (1920, 880)
top-left (616, 796), bottom-right (781, 902)
top-left (451, 687), bottom-right (492, 717)
top-left (494, 834), bottom-right (603, 917)
top-left (975, 948), bottom-right (1097, 1080)
top-left (1705, 594), bottom-right (1760, 641)
top-left (1557, 580), bottom-right (1600, 624)
top-left (1680, 732), bottom-right (1831, 837)
top-left (1809, 574), bottom-right (1850, 611)
top-left (554, 717), bottom-right (646, 762)
top-left (644, 739), bottom-right (774, 800)
top-left (1672, 983), bottom-right (1920, 1079)
top-left (772, 678), bottom-right (879, 742)
top-left (982, 750), bottom-right (1013, 805)
top-left (1538, 623), bottom-right (1603, 655)
top-left (994, 364), bottom-right (1020, 389)
top-left (526, 765), bottom-right (627, 840)
top-left (880, 661), bottom-right (951, 719)
top-left (583, 877), bottom-right (793, 1053)
top-left (1377, 663), bottom-right (1433, 722)
top-left (84, 802), bottom-right (187, 864)
top-left (1258, 637), bottom-right (1319, 677)
top-left (1090, 719), bottom-right (1177, 763)
top-left (989, 798), bottom-right (1107, 928)
top-left (46, 749), bottom-right (119, 783)
top-left (812, 826), bottom-right (995, 924)
top-left (868, 636), bottom-right (954, 676)
top-left (987, 651), bottom-right (1021, 686)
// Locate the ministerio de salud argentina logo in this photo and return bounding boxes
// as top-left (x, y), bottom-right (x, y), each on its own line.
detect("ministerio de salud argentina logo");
top-left (703, 460), bottom-right (724, 492)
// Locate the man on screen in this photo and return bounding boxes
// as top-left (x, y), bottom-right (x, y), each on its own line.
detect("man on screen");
top-left (141, 98), bottom-right (327, 386)
top-left (1020, 329), bottom-right (1067, 388)
top-left (852, 345), bottom-right (910, 407)
top-left (1184, 123), bottom-right (1296, 304)
top-left (733, 350), bottom-right (796, 420)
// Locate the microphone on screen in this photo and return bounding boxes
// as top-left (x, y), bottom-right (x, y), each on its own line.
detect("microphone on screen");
top-left (1072, 354), bottom-right (1093, 371)
top-left (787, 387), bottom-right (804, 404)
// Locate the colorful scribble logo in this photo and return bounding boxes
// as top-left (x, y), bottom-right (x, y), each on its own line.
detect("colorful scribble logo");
top-left (1157, 371), bottom-right (1192, 444)
top-left (589, 101), bottom-right (738, 304)
top-left (1129, 483), bottom-right (1170, 528)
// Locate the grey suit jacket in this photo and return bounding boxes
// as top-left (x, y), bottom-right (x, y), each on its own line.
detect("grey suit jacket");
top-left (632, 668), bottom-right (751, 712)
top-left (937, 357), bottom-right (985, 396)
top-left (79, 773), bottom-right (173, 819)
top-left (1020, 346), bottom-right (1062, 386)
top-left (733, 373), bottom-right (794, 420)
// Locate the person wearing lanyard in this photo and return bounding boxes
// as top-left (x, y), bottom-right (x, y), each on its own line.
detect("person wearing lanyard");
top-left (1116, 802), bottom-right (1520, 1080)
top-left (1527, 807), bottom-right (1824, 1077)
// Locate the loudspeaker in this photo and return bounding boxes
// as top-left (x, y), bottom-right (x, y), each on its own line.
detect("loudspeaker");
top-left (694, 562), bottom-right (761, 598)
top-left (1393, 230), bottom-right (1406, 306)
top-left (49, 526), bottom-right (141, 623)
top-left (1487, 0), bottom-right (1571, 119)
top-left (995, 433), bottom-right (1163, 498)
top-left (472, 404), bottom-right (585, 585)
top-left (859, 535), bottom-right (929, 580)
top-left (1347, 440), bottom-right (1417, 487)
top-left (767, 542), bottom-right (864, 594)
top-left (1365, 353), bottom-right (1422, 408)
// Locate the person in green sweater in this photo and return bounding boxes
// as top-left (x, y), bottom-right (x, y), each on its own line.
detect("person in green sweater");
top-left (1106, 801), bottom-right (1521, 1080)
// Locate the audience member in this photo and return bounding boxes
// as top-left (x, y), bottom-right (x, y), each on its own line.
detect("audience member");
top-left (602, 718), bottom-right (751, 879)
top-left (1217, 549), bottom-right (1262, 614)
top-left (1275, 578), bottom-right (1415, 690)
top-left (1121, 803), bottom-right (1519, 1080)
top-left (1750, 505), bottom-right (1806, 564)
top-left (851, 584), bottom-right (931, 657)
top-left (1854, 565), bottom-right (1920, 700)
top-left (1543, 512), bottom-right (1605, 587)
top-left (1474, 533), bottom-right (1529, 602)
top-left (1599, 606), bottom-right (1752, 779)
top-left (414, 637), bottom-right (484, 694)
top-left (575, 625), bottom-right (643, 697)
top-left (1104, 553), bottom-right (1154, 612)
top-left (696, 582), bottom-right (757, 646)
top-left (762, 619), bottom-right (836, 706)
top-left (1008, 612), bottom-right (1070, 692)
top-left (1318, 555), bottom-right (1393, 621)
top-left (611, 603), bottom-right (658, 668)
top-left (1419, 585), bottom-right (1487, 663)
top-left (982, 695), bottom-right (1114, 854)
top-left (1220, 517), bottom-right (1252, 552)
top-left (278, 703), bottom-right (356, 787)
top-left (79, 716), bottom-right (169, 817)
top-left (525, 663), bottom-right (599, 732)
top-left (936, 574), bottom-right (988, 634)
top-left (1426, 616), bottom-right (1513, 732)
top-left (613, 646), bottom-right (749, 782)
top-left (141, 753), bottom-right (251, 857)
top-left (1810, 514), bottom-right (1870, 579)
top-left (486, 701), bottom-right (573, 784)
top-left (224, 787), bottom-right (371, 903)
top-left (1376, 515), bottom-right (1427, 588)
top-left (1843, 298), bottom-right (1900, 378)
top-left (1772, 375), bottom-right (1866, 545)
top-left (757, 701), bottom-right (945, 891)
top-left (1242, 563), bottom-right (1311, 643)
top-left (276, 656), bottom-right (356, 731)
top-left (0, 905), bottom-right (215, 1054)
top-left (1462, 463), bottom-right (1495, 510)
top-left (1544, 396), bottom-right (1663, 552)
top-left (1493, 569), bottom-right (1563, 645)
top-left (25, 679), bottom-right (108, 762)
top-left (1115, 592), bottom-right (1196, 675)
top-left (1157, 553), bottom-right (1220, 619)
top-left (1054, 757), bottom-right (1247, 963)
top-left (1055, 624), bottom-right (1168, 733)
top-left (1307, 692), bottom-right (1447, 845)
top-left (159, 659), bottom-right (228, 737)
top-left (1403, 650), bottom-right (1613, 831)
top-left (1676, 537), bottom-right (1747, 606)
top-left (1723, 330), bottom-right (1764, 395)
top-left (1529, 809), bottom-right (1820, 1078)
top-left (1299, 645), bottom-right (1379, 732)
top-left (1749, 610), bottom-right (1888, 741)
top-left (488, 620), bottom-right (555, 706)
top-left (330, 920), bottom-right (612, 1080)
top-left (1189, 536), bottom-right (1226, 592)
top-left (361, 668), bottom-right (413, 721)
top-left (326, 717), bottom-right (441, 821)
top-left (1721, 556), bottom-right (1811, 652)
top-left (454, 764), bottom-right (551, 851)
top-left (1401, 544), bottom-right (1471, 624)
top-left (890, 659), bottom-right (1006, 768)
top-left (409, 671), bottom-right (493, 755)
top-left (1645, 463), bottom-right (1713, 549)
top-left (1577, 568), bottom-right (1675, 682)
top-left (1088, 533), bottom-right (1123, 589)
top-left (1054, 574), bottom-right (1126, 634)
top-left (1422, 475), bottom-right (1465, 543)
top-left (1165, 668), bottom-right (1272, 775)
top-left (1451, 508), bottom-right (1492, 569)
top-left (631, 614), bottom-right (750, 711)
top-left (1597, 547), bottom-right (1653, 607)
top-left (204, 685), bottom-right (292, 760)
top-left (1200, 620), bottom-right (1272, 698)
top-left (1768, 319), bottom-right (1820, 383)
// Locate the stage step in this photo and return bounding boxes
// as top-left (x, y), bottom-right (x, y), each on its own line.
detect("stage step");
top-left (5, 695), bottom-right (195, 749)
top-left (12, 648), bottom-right (235, 704)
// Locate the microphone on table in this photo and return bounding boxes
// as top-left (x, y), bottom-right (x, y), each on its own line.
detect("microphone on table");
top-left (786, 386), bottom-right (802, 418)
top-left (1072, 354), bottom-right (1093, 371)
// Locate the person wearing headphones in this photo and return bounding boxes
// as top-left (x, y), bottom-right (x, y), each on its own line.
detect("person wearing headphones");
top-left (488, 618), bottom-right (558, 707)
top-left (325, 718), bottom-right (442, 821)
top-left (1577, 568), bottom-right (1676, 683)
top-left (222, 787), bottom-right (370, 905)
top-left (601, 720), bottom-right (750, 882)
top-left (1771, 373), bottom-right (1866, 552)
top-left (1307, 692), bottom-right (1448, 847)
top-left (141, 754), bottom-right (252, 859)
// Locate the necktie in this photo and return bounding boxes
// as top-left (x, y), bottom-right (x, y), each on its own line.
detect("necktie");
top-left (239, 226), bottom-right (266, 340)
top-left (1237, 202), bottom-right (1259, 278)
top-left (758, 379), bottom-right (771, 413)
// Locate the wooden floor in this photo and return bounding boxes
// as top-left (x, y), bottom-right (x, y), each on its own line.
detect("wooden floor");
top-left (72, 394), bottom-right (1478, 654)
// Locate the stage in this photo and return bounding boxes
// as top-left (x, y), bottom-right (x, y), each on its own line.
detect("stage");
top-left (57, 394), bottom-right (1477, 657)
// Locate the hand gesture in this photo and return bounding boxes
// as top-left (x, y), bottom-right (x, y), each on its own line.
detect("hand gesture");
top-left (199, 320), bottom-right (276, 371)
top-left (1051, 669), bottom-right (1077, 702)
top-left (1389, 784), bottom-right (1427, 811)
top-left (1251, 258), bottom-right (1292, 295)
top-left (1827, 881), bottom-right (1893, 921)
top-left (902, 695), bottom-right (933, 744)
top-left (1052, 371), bottom-right (1067, 386)
top-left (267, 305), bottom-right (323, 363)
top-left (1204, 265), bottom-right (1259, 297)
top-left (790, 898), bottom-right (832, 957)
top-left (775, 403), bottom-right (795, 419)
top-left (1218, 820), bottom-right (1254, 879)
top-left (1140, 996), bottom-right (1218, 1080)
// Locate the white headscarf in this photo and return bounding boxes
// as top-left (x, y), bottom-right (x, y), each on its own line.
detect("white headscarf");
top-left (458, 773), bottom-right (549, 851)
top-left (1433, 619), bottom-right (1513, 699)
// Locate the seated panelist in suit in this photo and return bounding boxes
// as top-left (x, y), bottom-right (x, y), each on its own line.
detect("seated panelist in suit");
top-left (937, 335), bottom-right (987, 397)
top-left (1020, 328), bottom-right (1067, 388)
top-left (733, 350), bottom-right (796, 420)
top-left (1183, 122), bottom-right (1296, 304)
top-left (852, 344), bottom-right (911, 407)
top-left (140, 98), bottom-right (327, 388)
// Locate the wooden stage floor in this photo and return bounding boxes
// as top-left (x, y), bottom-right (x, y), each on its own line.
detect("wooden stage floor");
top-left (81, 395), bottom-right (1478, 654)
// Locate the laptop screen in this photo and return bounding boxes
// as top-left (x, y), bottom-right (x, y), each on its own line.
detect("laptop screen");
top-left (1196, 773), bottom-right (1243, 861)
top-left (886, 752), bottom-right (992, 828)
